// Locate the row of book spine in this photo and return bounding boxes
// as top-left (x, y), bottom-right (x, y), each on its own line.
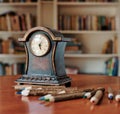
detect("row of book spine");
top-left (58, 15), bottom-right (116, 31)
top-left (0, 62), bottom-right (25, 76)
top-left (0, 11), bottom-right (35, 31)
top-left (58, 0), bottom-right (118, 2)
top-left (0, 37), bottom-right (25, 54)
top-left (102, 36), bottom-right (118, 54)
top-left (0, 0), bottom-right (37, 2)
top-left (65, 57), bottom-right (119, 76)
top-left (66, 38), bottom-right (82, 52)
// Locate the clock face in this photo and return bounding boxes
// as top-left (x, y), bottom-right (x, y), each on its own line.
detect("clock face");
top-left (30, 34), bottom-right (50, 56)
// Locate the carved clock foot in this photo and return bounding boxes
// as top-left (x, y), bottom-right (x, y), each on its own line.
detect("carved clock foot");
top-left (65, 82), bottom-right (71, 87)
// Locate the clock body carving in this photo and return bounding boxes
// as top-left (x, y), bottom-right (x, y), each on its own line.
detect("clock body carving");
top-left (16, 26), bottom-right (71, 86)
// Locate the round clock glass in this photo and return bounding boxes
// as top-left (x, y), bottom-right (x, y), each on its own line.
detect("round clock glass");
top-left (30, 34), bottom-right (50, 56)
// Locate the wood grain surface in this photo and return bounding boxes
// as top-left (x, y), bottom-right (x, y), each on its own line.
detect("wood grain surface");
top-left (0, 74), bottom-right (120, 114)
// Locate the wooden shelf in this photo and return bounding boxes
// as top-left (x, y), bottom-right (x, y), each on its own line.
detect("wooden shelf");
top-left (0, 31), bottom-right (26, 34)
top-left (60, 30), bottom-right (117, 34)
top-left (57, 2), bottom-right (119, 7)
top-left (0, 2), bottom-right (38, 6)
top-left (0, 30), bottom-right (117, 35)
top-left (64, 53), bottom-right (119, 58)
top-left (0, 54), bottom-right (26, 59)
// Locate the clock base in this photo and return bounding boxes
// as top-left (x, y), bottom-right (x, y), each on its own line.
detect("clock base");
top-left (16, 75), bottom-right (71, 86)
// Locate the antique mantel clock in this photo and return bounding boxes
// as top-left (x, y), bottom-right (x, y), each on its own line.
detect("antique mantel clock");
top-left (16, 26), bottom-right (71, 86)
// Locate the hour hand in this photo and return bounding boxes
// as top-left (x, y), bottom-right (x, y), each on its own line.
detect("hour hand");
top-left (39, 43), bottom-right (42, 49)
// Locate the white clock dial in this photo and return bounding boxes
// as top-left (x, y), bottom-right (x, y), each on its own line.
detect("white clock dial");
top-left (30, 34), bottom-right (50, 56)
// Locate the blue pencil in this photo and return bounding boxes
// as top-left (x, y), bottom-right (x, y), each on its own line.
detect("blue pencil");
top-left (108, 87), bottom-right (114, 100)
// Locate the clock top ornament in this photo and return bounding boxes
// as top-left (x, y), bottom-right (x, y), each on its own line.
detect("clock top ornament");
top-left (16, 26), bottom-right (71, 86)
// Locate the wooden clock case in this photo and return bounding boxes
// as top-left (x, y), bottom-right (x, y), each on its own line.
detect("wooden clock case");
top-left (16, 26), bottom-right (71, 86)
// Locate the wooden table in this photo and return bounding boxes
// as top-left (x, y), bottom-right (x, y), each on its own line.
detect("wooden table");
top-left (0, 74), bottom-right (120, 114)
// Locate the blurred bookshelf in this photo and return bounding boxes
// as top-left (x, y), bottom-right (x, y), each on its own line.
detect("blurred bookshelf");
top-left (56, 0), bottom-right (120, 76)
top-left (0, 0), bottom-right (38, 75)
top-left (0, 0), bottom-right (120, 76)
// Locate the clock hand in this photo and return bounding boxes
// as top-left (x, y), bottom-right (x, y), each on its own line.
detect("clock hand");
top-left (38, 39), bottom-right (43, 49)
top-left (39, 43), bottom-right (42, 49)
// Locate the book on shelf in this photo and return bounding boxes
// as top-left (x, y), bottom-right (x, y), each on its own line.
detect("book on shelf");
top-left (19, 14), bottom-right (27, 31)
top-left (1, 0), bottom-right (118, 2)
top-left (0, 62), bottom-right (25, 76)
top-left (71, 15), bottom-right (79, 30)
top-left (113, 35), bottom-right (118, 54)
top-left (6, 13), bottom-right (12, 31)
top-left (105, 57), bottom-right (119, 76)
top-left (65, 50), bottom-right (82, 54)
top-left (8, 37), bottom-right (25, 54)
top-left (102, 36), bottom-right (118, 54)
top-left (65, 38), bottom-right (82, 53)
top-left (0, 15), bottom-right (7, 31)
top-left (102, 39), bottom-right (113, 54)
top-left (4, 63), bottom-right (12, 75)
top-left (91, 15), bottom-right (98, 30)
top-left (25, 13), bottom-right (33, 30)
top-left (0, 39), bottom-right (3, 53)
top-left (0, 11), bottom-right (35, 31)
top-left (0, 37), bottom-right (25, 54)
top-left (66, 45), bottom-right (79, 51)
top-left (7, 0), bottom-right (37, 2)
top-left (3, 0), bottom-right (26, 2)
top-left (0, 62), bottom-right (5, 76)
top-left (26, 0), bottom-right (31, 2)
top-left (8, 0), bottom-right (13, 2)
top-left (0, 0), bottom-right (3, 2)
top-left (11, 15), bottom-right (21, 31)
top-left (58, 15), bottom-right (116, 31)
top-left (1, 40), bottom-right (10, 54)
top-left (58, 0), bottom-right (118, 2)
